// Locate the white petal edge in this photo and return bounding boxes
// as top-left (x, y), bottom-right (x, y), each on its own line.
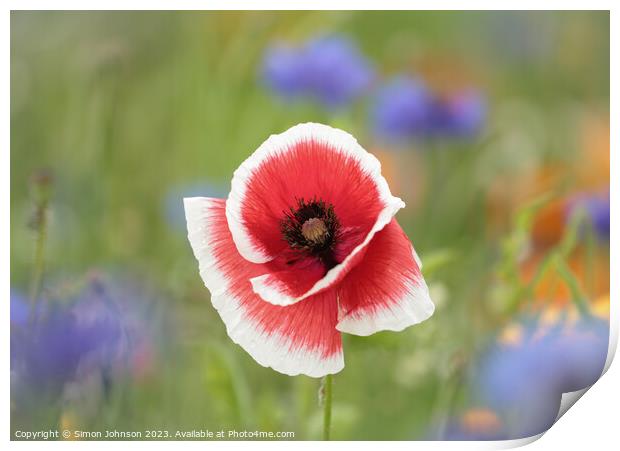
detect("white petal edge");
top-left (250, 195), bottom-right (405, 306)
top-left (184, 196), bottom-right (344, 377)
top-left (226, 122), bottom-right (403, 264)
top-left (335, 274), bottom-right (435, 337)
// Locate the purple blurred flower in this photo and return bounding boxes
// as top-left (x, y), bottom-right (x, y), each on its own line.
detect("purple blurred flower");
top-left (12, 304), bottom-right (120, 393)
top-left (371, 76), bottom-right (486, 144)
top-left (262, 45), bottom-right (305, 98)
top-left (11, 289), bottom-right (122, 397)
top-left (568, 190), bottom-right (610, 241)
top-left (428, 90), bottom-right (487, 137)
top-left (371, 77), bottom-right (433, 143)
top-left (476, 317), bottom-right (608, 438)
top-left (11, 290), bottom-right (30, 326)
top-left (261, 35), bottom-right (374, 108)
top-left (11, 273), bottom-right (159, 399)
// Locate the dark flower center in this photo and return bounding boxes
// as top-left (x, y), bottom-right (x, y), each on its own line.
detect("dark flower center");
top-left (280, 198), bottom-right (339, 269)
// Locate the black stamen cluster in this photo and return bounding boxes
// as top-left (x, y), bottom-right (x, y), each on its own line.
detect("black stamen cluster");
top-left (280, 197), bottom-right (339, 268)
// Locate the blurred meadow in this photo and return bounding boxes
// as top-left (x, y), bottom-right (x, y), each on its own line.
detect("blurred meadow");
top-left (10, 11), bottom-right (610, 440)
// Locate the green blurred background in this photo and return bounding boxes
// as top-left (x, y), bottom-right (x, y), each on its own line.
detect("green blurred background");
top-left (11, 11), bottom-right (610, 440)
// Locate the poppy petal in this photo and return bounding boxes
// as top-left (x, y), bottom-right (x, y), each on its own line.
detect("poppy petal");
top-left (250, 258), bottom-right (327, 305)
top-left (185, 196), bottom-right (344, 377)
top-left (336, 219), bottom-right (434, 336)
top-left (226, 122), bottom-right (403, 264)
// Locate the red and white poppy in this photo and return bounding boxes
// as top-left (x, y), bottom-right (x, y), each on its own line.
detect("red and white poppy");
top-left (185, 123), bottom-right (434, 377)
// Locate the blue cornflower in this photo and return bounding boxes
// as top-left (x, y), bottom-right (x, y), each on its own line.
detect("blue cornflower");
top-left (12, 301), bottom-right (121, 393)
top-left (261, 45), bottom-right (306, 98)
top-left (370, 76), bottom-right (486, 144)
top-left (11, 303), bottom-right (120, 394)
top-left (261, 35), bottom-right (374, 108)
top-left (428, 90), bottom-right (487, 138)
top-left (475, 317), bottom-right (608, 438)
top-left (10, 274), bottom-right (154, 397)
top-left (371, 76), bottom-right (433, 143)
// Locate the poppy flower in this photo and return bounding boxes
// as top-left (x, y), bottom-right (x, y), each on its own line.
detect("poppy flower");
top-left (184, 123), bottom-right (434, 377)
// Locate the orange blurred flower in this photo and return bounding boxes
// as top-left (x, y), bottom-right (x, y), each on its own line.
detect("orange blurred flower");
top-left (576, 113), bottom-right (609, 190)
top-left (460, 408), bottom-right (503, 436)
top-left (486, 111), bottom-right (609, 241)
top-left (529, 197), bottom-right (571, 250)
top-left (519, 249), bottom-right (609, 308)
top-left (60, 411), bottom-right (79, 440)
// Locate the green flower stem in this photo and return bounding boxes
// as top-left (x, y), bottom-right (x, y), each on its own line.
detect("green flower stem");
top-left (555, 255), bottom-right (592, 318)
top-left (321, 374), bottom-right (333, 441)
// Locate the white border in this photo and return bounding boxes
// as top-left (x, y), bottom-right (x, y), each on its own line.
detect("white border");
top-left (4, 5), bottom-right (617, 450)
top-left (3, 1), bottom-right (617, 10)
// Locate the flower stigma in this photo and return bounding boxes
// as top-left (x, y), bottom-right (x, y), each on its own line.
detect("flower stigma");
top-left (301, 218), bottom-right (329, 244)
top-left (280, 198), bottom-right (340, 269)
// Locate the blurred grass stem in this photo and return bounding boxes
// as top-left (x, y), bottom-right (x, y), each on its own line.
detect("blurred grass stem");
top-left (28, 171), bottom-right (52, 323)
top-left (321, 374), bottom-right (333, 440)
